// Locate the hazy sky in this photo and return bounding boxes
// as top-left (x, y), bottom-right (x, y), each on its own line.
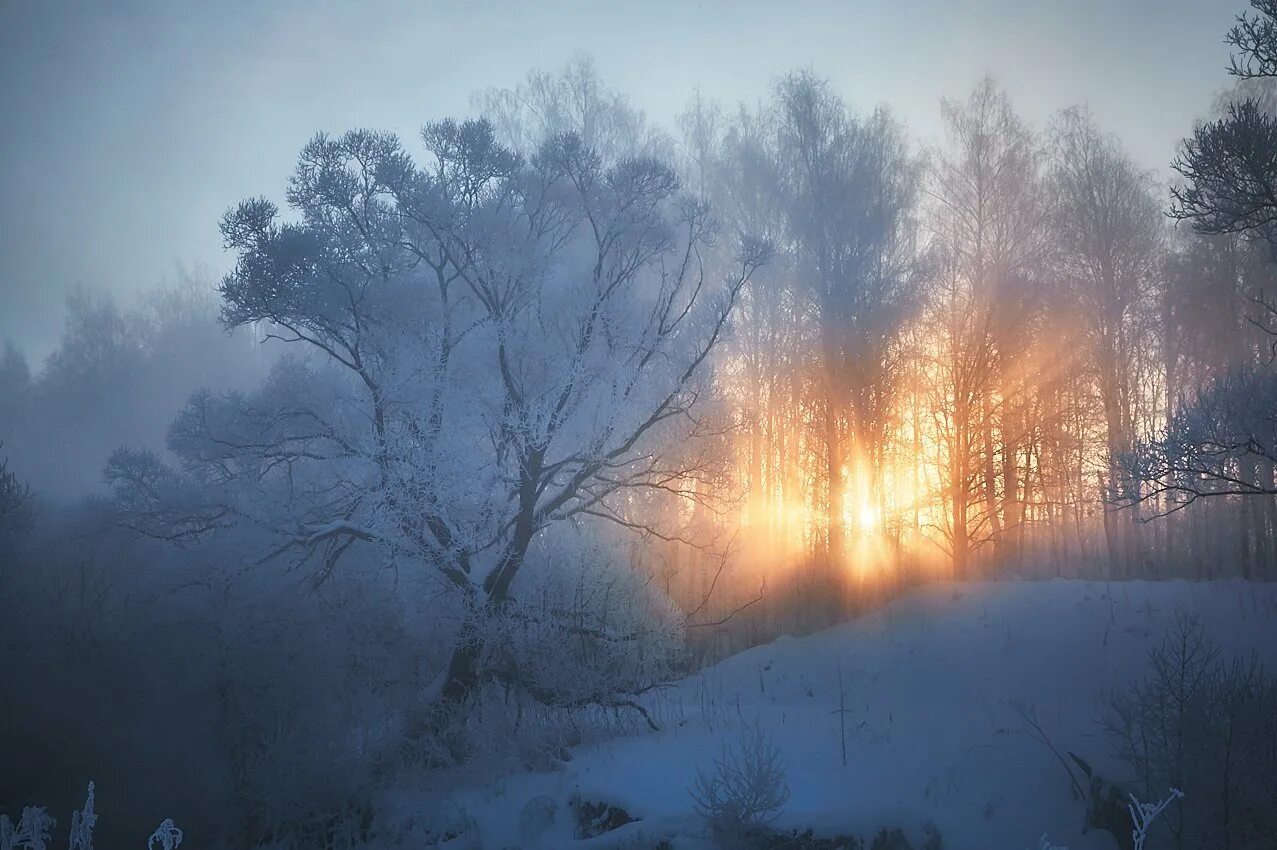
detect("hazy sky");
top-left (0, 0), bottom-right (1249, 362)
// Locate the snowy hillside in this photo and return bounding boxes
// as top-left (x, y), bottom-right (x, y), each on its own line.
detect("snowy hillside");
top-left (391, 580), bottom-right (1277, 849)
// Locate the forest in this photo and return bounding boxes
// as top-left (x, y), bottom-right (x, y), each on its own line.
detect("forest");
top-left (3, 2), bottom-right (1277, 849)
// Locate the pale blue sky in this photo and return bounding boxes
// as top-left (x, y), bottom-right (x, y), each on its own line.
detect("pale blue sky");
top-left (0, 0), bottom-right (1249, 361)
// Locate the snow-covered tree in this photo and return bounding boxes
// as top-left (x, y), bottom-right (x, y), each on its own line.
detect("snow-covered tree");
top-left (108, 118), bottom-right (767, 711)
top-left (1123, 363), bottom-right (1277, 577)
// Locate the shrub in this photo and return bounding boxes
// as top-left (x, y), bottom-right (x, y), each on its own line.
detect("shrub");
top-left (0, 784), bottom-right (180, 850)
top-left (690, 723), bottom-right (790, 842)
top-left (1105, 614), bottom-right (1277, 848)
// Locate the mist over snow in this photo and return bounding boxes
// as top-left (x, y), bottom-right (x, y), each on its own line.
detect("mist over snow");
top-left (2, 3), bottom-right (1277, 850)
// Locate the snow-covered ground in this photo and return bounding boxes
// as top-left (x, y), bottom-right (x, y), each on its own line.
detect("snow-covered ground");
top-left (389, 580), bottom-right (1277, 849)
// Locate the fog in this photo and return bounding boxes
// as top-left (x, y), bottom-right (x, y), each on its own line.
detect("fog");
top-left (3, 3), bottom-right (1277, 850)
top-left (0, 0), bottom-right (1240, 361)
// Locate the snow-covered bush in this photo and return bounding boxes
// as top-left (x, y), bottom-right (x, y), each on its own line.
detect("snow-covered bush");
top-left (0, 785), bottom-right (179, 850)
top-left (1128, 788), bottom-right (1183, 850)
top-left (1105, 614), bottom-right (1277, 848)
top-left (146, 819), bottom-right (183, 850)
top-left (690, 722), bottom-right (790, 842)
top-left (1030, 787), bottom-right (1180, 850)
top-left (0, 807), bottom-right (54, 850)
top-left (66, 784), bottom-right (96, 850)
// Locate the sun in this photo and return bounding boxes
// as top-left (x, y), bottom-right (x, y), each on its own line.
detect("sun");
top-left (856, 502), bottom-right (879, 533)
top-left (844, 500), bottom-right (880, 534)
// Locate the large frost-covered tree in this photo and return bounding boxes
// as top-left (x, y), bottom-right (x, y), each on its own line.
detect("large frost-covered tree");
top-left (109, 118), bottom-right (767, 708)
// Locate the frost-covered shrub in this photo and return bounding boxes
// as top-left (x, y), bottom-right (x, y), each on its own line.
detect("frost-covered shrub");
top-left (67, 784), bottom-right (96, 850)
top-left (690, 723), bottom-right (790, 842)
top-left (0, 807), bottom-right (54, 850)
top-left (1105, 615), bottom-right (1277, 848)
top-left (1129, 788), bottom-right (1183, 850)
top-left (146, 819), bottom-right (184, 850)
top-left (0, 785), bottom-right (180, 850)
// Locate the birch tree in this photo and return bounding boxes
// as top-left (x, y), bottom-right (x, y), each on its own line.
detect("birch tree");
top-left (1048, 107), bottom-right (1162, 573)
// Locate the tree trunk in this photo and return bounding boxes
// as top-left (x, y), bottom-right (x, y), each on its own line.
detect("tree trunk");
top-left (825, 386), bottom-right (844, 573)
top-left (951, 412), bottom-right (970, 580)
top-left (440, 615), bottom-right (483, 705)
top-left (982, 386), bottom-right (1002, 558)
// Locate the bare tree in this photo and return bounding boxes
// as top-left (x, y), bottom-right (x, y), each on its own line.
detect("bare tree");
top-left (1049, 106), bottom-right (1163, 573)
top-left (109, 120), bottom-right (768, 713)
top-left (0, 445), bottom-right (32, 539)
top-left (1171, 0), bottom-right (1277, 247)
top-left (1171, 100), bottom-right (1277, 247)
top-left (924, 77), bottom-right (1049, 576)
top-left (774, 71), bottom-right (921, 577)
top-left (683, 95), bottom-right (798, 574)
top-left (1127, 0), bottom-right (1277, 576)
top-left (472, 55), bottom-right (668, 162)
top-left (1226, 0), bottom-right (1277, 81)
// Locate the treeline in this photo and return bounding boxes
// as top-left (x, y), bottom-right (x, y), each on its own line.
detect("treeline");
top-left (676, 72), bottom-right (1277, 601)
top-left (0, 272), bottom-right (267, 499)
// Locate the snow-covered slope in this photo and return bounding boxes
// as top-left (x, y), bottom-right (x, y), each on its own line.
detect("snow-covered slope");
top-left (395, 580), bottom-right (1277, 849)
